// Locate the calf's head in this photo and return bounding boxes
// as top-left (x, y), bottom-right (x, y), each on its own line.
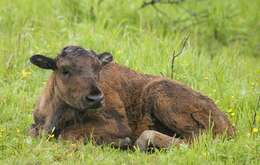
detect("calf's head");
top-left (30, 46), bottom-right (113, 111)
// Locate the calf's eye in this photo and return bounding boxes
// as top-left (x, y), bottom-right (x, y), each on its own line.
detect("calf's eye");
top-left (62, 68), bottom-right (70, 76)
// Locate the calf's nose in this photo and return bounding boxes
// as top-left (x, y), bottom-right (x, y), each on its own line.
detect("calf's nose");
top-left (85, 94), bottom-right (104, 103)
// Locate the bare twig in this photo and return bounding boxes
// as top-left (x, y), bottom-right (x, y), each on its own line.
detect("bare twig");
top-left (140, 0), bottom-right (209, 31)
top-left (170, 34), bottom-right (189, 79)
top-left (140, 0), bottom-right (238, 33)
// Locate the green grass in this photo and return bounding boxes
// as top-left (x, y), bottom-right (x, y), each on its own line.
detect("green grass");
top-left (0, 0), bottom-right (260, 164)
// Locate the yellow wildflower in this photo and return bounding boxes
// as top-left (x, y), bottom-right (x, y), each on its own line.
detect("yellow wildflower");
top-left (16, 129), bottom-right (20, 133)
top-left (252, 128), bottom-right (258, 134)
top-left (21, 69), bottom-right (32, 79)
top-left (116, 49), bottom-right (122, 55)
top-left (67, 152), bottom-right (73, 157)
top-left (203, 152), bottom-right (207, 157)
top-left (230, 112), bottom-right (235, 116)
top-left (227, 108), bottom-right (233, 113)
top-left (204, 76), bottom-right (209, 80)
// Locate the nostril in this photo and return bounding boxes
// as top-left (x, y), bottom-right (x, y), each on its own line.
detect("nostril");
top-left (86, 94), bottom-right (104, 103)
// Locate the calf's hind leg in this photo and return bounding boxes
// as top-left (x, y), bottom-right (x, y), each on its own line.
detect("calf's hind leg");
top-left (135, 130), bottom-right (184, 151)
top-left (141, 80), bottom-right (235, 140)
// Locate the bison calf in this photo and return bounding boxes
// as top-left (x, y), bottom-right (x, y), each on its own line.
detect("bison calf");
top-left (28, 46), bottom-right (235, 151)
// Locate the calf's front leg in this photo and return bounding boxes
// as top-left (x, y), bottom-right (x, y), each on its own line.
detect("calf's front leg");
top-left (135, 130), bottom-right (184, 151)
top-left (59, 128), bottom-right (133, 149)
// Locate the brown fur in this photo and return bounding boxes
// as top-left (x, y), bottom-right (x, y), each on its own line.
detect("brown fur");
top-left (28, 46), bottom-right (235, 150)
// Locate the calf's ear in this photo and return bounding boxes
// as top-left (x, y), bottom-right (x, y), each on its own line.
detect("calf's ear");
top-left (30, 54), bottom-right (57, 70)
top-left (98, 52), bottom-right (113, 65)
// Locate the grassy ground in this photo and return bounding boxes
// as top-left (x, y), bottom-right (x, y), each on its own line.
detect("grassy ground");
top-left (0, 0), bottom-right (260, 164)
